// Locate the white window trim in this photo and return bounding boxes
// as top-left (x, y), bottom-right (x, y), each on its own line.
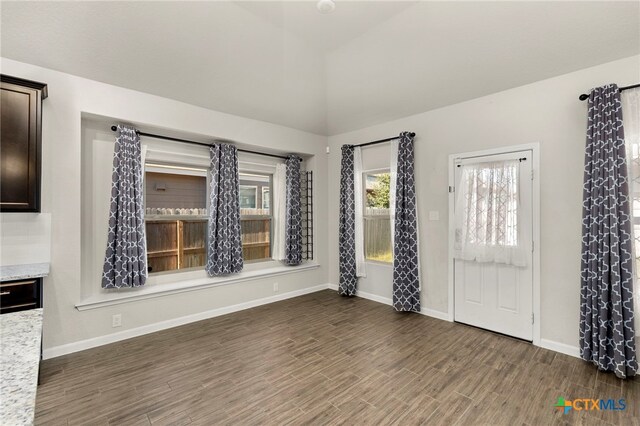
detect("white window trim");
top-left (363, 168), bottom-right (393, 264)
top-left (76, 262), bottom-right (320, 311)
top-left (145, 163), bottom-right (208, 177)
top-left (262, 187), bottom-right (270, 209)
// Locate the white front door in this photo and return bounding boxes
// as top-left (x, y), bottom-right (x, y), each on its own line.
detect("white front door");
top-left (453, 150), bottom-right (534, 341)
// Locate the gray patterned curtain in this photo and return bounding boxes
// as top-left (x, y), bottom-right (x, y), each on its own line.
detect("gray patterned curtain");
top-left (206, 143), bottom-right (244, 276)
top-left (102, 125), bottom-right (147, 289)
top-left (392, 132), bottom-right (420, 312)
top-left (580, 84), bottom-right (637, 379)
top-left (339, 145), bottom-right (357, 296)
top-left (284, 155), bottom-right (303, 265)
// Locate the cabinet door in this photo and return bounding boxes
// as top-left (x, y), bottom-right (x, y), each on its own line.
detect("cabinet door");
top-left (0, 82), bottom-right (41, 212)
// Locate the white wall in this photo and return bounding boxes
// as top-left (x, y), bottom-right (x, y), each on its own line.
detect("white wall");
top-left (0, 58), bottom-right (329, 355)
top-left (327, 55), bottom-right (640, 350)
top-left (0, 213), bottom-right (51, 265)
top-left (3, 54), bottom-right (638, 358)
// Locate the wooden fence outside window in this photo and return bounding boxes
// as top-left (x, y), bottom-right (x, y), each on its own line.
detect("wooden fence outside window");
top-left (146, 216), bottom-right (271, 273)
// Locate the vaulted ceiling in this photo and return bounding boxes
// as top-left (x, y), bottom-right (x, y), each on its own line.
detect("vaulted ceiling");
top-left (2, 1), bottom-right (638, 136)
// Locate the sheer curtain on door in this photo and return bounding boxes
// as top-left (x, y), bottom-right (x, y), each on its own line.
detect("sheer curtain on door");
top-left (454, 159), bottom-right (529, 267)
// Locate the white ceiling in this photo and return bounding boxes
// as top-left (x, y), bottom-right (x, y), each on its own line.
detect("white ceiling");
top-left (1, 1), bottom-right (639, 136)
top-left (236, 1), bottom-right (418, 51)
top-left (326, 1), bottom-right (640, 134)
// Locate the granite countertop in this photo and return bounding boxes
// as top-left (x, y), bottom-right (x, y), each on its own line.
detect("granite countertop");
top-left (0, 263), bottom-right (49, 282)
top-left (0, 308), bottom-right (43, 425)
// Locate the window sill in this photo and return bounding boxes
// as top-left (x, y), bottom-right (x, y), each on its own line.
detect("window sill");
top-left (76, 262), bottom-right (320, 311)
top-left (365, 260), bottom-right (393, 267)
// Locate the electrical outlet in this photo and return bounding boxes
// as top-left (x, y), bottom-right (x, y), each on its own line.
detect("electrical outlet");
top-left (112, 314), bottom-right (122, 328)
top-left (273, 282), bottom-right (279, 292)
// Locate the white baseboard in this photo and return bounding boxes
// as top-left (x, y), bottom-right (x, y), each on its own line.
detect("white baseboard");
top-left (327, 283), bottom-right (392, 306)
top-left (539, 338), bottom-right (580, 359)
top-left (43, 284), bottom-right (329, 360)
top-left (327, 283), bottom-right (451, 322)
top-left (45, 282), bottom-right (582, 362)
top-left (356, 289), bottom-right (393, 306)
top-left (328, 283), bottom-right (581, 360)
top-left (420, 307), bottom-right (451, 322)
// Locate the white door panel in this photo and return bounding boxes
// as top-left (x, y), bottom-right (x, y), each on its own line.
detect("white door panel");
top-left (453, 150), bottom-right (533, 341)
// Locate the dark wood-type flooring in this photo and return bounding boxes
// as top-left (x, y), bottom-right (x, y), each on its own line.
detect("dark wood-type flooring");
top-left (35, 290), bottom-right (639, 425)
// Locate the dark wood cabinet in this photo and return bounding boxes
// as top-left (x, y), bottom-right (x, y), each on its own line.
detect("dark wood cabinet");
top-left (0, 75), bottom-right (47, 212)
top-left (0, 277), bottom-right (42, 314)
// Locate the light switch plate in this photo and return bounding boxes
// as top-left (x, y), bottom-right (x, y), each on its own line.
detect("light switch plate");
top-left (428, 211), bottom-right (440, 221)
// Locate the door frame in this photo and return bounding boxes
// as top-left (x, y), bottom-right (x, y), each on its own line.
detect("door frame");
top-left (447, 143), bottom-right (541, 346)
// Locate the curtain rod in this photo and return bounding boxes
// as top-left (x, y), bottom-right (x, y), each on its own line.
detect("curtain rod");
top-left (578, 83), bottom-right (640, 101)
top-left (456, 157), bottom-right (527, 167)
top-left (110, 125), bottom-right (299, 161)
top-left (354, 132), bottom-right (416, 148)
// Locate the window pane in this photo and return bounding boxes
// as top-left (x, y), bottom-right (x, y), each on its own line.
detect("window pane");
top-left (239, 173), bottom-right (272, 262)
top-left (365, 217), bottom-right (393, 263)
top-left (146, 171), bottom-right (207, 213)
top-left (366, 172), bottom-right (391, 209)
top-left (364, 172), bottom-right (392, 263)
top-left (239, 186), bottom-right (257, 209)
top-left (457, 161), bottom-right (518, 248)
top-left (144, 170), bottom-right (207, 274)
